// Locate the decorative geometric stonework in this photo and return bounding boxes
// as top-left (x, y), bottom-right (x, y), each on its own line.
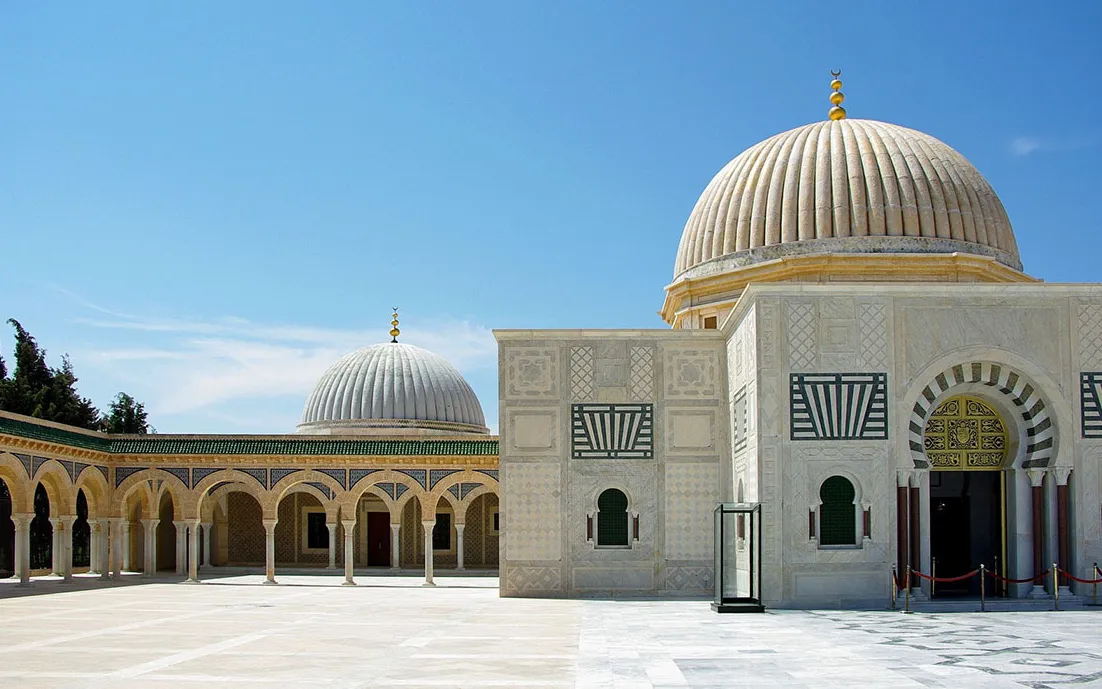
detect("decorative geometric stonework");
top-left (732, 387), bottom-right (749, 452)
top-left (629, 346), bottom-right (654, 401)
top-left (858, 302), bottom-right (889, 370)
top-left (790, 373), bottom-right (887, 440)
top-left (923, 396), bottom-right (1008, 470)
top-left (349, 468), bottom-right (380, 488)
top-left (570, 347), bottom-right (595, 401)
top-left (396, 469), bottom-right (427, 489)
top-left (571, 404), bottom-right (654, 459)
top-left (191, 467), bottom-right (218, 488)
top-left (505, 348), bottom-right (558, 399)
top-left (786, 301), bottom-right (818, 371)
top-left (115, 466), bottom-right (148, 487)
top-left (1082, 373), bottom-right (1102, 438)
top-left (664, 349), bottom-right (719, 398)
top-left (429, 469), bottom-right (460, 489)
top-left (460, 482), bottom-right (483, 499)
top-left (1078, 304), bottom-right (1102, 370)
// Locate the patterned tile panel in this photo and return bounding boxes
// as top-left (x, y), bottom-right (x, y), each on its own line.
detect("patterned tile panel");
top-left (377, 482), bottom-right (397, 499)
top-left (732, 387), bottom-right (749, 453)
top-left (269, 468), bottom-right (302, 488)
top-left (397, 469), bottom-right (427, 489)
top-left (12, 453), bottom-right (32, 478)
top-left (238, 468), bottom-right (268, 489)
top-left (191, 467), bottom-right (219, 488)
top-left (790, 373), bottom-right (888, 440)
top-left (570, 346), bottom-right (595, 401)
top-left (114, 466), bottom-right (148, 487)
top-left (317, 468), bottom-right (347, 489)
top-left (306, 481), bottom-right (334, 500)
top-left (93, 465), bottom-right (109, 483)
top-left (1082, 372), bottom-right (1102, 438)
top-left (504, 463), bottom-right (561, 561)
top-left (429, 469), bottom-right (460, 489)
top-left (448, 484), bottom-right (461, 500)
top-left (786, 301), bottom-right (818, 371)
top-left (571, 404), bottom-right (654, 459)
top-left (164, 467), bottom-right (190, 486)
top-left (664, 463), bottom-right (719, 559)
top-left (394, 484), bottom-right (409, 499)
top-left (629, 346), bottom-right (655, 401)
top-left (476, 469), bottom-right (499, 482)
top-left (349, 468), bottom-right (380, 488)
top-left (858, 302), bottom-right (889, 370)
top-left (460, 482), bottom-right (483, 500)
top-left (1078, 304), bottom-right (1102, 370)
top-left (31, 456), bottom-right (48, 477)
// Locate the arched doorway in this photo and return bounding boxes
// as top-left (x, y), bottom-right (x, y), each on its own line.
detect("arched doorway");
top-left (156, 492), bottom-right (176, 572)
top-left (29, 484), bottom-right (52, 571)
top-left (217, 491), bottom-right (265, 566)
top-left (0, 479), bottom-right (13, 576)
top-left (924, 395), bottom-right (1008, 595)
top-left (462, 493), bottom-right (499, 569)
top-left (72, 490), bottom-right (91, 570)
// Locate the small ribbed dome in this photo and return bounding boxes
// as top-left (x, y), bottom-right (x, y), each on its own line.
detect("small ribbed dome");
top-left (674, 119), bottom-right (1022, 280)
top-left (298, 343), bottom-right (487, 435)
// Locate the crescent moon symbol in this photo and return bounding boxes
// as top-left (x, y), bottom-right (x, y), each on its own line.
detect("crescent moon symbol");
top-left (830, 69), bottom-right (842, 78)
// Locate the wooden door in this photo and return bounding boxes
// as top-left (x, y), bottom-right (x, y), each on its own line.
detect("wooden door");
top-left (367, 512), bottom-right (391, 567)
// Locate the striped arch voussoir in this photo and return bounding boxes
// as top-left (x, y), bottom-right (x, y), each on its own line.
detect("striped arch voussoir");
top-left (908, 362), bottom-right (1053, 469)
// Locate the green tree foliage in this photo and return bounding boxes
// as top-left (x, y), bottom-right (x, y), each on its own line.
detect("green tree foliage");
top-left (0, 319), bottom-right (152, 433)
top-left (102, 392), bottom-right (153, 434)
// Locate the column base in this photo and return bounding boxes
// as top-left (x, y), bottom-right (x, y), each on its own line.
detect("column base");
top-left (263, 579), bottom-right (278, 585)
top-left (422, 581), bottom-right (436, 587)
top-left (182, 578), bottom-right (201, 585)
top-left (1029, 585), bottom-right (1052, 599)
top-left (342, 580), bottom-right (357, 586)
top-left (325, 566), bottom-right (337, 571)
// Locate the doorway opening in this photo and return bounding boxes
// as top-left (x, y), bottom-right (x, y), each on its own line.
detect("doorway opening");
top-left (366, 511), bottom-right (391, 567)
top-left (929, 471), bottom-right (1004, 596)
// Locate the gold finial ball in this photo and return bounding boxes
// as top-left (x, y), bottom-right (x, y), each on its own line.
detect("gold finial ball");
top-left (390, 328), bottom-right (400, 337)
top-left (830, 91), bottom-right (844, 105)
top-left (828, 105), bottom-right (847, 121)
top-left (391, 319), bottom-right (399, 327)
top-left (830, 79), bottom-right (843, 91)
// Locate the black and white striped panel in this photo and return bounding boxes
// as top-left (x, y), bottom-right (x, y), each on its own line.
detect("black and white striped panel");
top-left (790, 373), bottom-right (888, 440)
top-left (1082, 373), bottom-right (1102, 438)
top-left (571, 404), bottom-right (653, 459)
top-left (908, 362), bottom-right (1053, 468)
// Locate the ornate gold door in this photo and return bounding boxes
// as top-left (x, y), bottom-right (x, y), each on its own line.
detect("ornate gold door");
top-left (923, 396), bottom-right (1008, 470)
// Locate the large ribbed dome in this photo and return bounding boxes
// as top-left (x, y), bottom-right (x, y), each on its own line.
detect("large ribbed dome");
top-left (298, 343), bottom-right (488, 435)
top-left (673, 119), bottom-right (1022, 280)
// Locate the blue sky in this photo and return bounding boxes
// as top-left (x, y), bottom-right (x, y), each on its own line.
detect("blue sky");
top-left (2, 2), bottom-right (1099, 434)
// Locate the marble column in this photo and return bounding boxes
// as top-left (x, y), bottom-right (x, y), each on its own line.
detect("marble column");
top-left (174, 522), bottom-right (188, 575)
top-left (908, 477), bottom-right (920, 591)
top-left (326, 523), bottom-right (337, 570)
top-left (1027, 469), bottom-right (1047, 596)
top-left (110, 518), bottom-right (124, 579)
top-left (89, 521), bottom-right (100, 574)
top-left (1052, 467), bottom-right (1072, 592)
top-left (12, 513), bottom-right (32, 584)
top-left (49, 517), bottom-right (62, 576)
top-left (422, 520), bottom-right (435, 586)
top-left (896, 471), bottom-right (909, 581)
top-left (263, 519), bottom-right (278, 584)
top-left (59, 516), bottom-right (74, 581)
top-left (342, 520), bottom-right (356, 585)
top-left (390, 524), bottom-right (400, 570)
top-left (97, 520), bottom-right (111, 581)
top-left (121, 521), bottom-right (132, 571)
top-left (142, 519), bottom-right (159, 575)
top-left (455, 523), bottom-right (465, 571)
top-left (201, 522), bottom-right (213, 568)
top-left (187, 522), bottom-right (200, 583)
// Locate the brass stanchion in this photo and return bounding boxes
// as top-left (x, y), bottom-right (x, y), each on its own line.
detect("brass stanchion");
top-left (904, 566), bottom-right (912, 614)
top-left (980, 564), bottom-right (986, 612)
top-left (1094, 563), bottom-right (1099, 605)
top-left (931, 558), bottom-right (937, 599)
top-left (1053, 563), bottom-right (1059, 611)
top-left (890, 566), bottom-right (897, 610)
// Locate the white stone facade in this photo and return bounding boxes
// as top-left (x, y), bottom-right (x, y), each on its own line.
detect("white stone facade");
top-left (497, 284), bottom-right (1102, 607)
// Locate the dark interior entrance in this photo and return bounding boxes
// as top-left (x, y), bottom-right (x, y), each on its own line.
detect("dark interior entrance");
top-left (930, 471), bottom-right (1002, 595)
top-left (367, 512), bottom-right (391, 567)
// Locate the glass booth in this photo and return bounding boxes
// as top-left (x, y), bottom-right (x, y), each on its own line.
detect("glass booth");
top-left (712, 502), bottom-right (764, 613)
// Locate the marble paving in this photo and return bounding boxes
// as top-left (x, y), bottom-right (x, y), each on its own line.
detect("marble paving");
top-left (2, 573), bottom-right (1101, 688)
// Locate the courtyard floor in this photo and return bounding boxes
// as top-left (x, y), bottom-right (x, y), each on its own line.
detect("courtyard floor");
top-left (2, 572), bottom-right (1102, 688)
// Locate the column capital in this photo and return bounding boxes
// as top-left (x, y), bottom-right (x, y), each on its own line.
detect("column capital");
top-left (11, 513), bottom-right (33, 528)
top-left (1051, 467), bottom-right (1072, 486)
top-left (896, 470), bottom-right (911, 488)
top-left (109, 516), bottom-right (125, 526)
top-left (200, 521), bottom-right (213, 528)
top-left (421, 520), bottom-right (436, 531)
top-left (909, 470), bottom-right (928, 487)
top-left (326, 522), bottom-right (337, 532)
top-left (1027, 468), bottom-right (1047, 488)
top-left (141, 518), bottom-right (160, 527)
top-left (340, 519), bottom-right (356, 530)
top-left (454, 523), bottom-right (466, 531)
top-left (262, 519), bottom-right (278, 532)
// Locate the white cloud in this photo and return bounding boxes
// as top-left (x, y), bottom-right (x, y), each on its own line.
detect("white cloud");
top-left (66, 300), bottom-right (497, 433)
top-left (1010, 137), bottom-right (1041, 156)
top-left (1010, 134), bottom-right (1099, 157)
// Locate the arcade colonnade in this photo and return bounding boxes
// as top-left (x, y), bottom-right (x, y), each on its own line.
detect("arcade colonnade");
top-left (0, 425), bottom-right (500, 587)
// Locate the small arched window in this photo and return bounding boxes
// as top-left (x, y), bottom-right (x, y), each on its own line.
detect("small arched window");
top-left (819, 476), bottom-right (856, 546)
top-left (596, 489), bottom-right (629, 547)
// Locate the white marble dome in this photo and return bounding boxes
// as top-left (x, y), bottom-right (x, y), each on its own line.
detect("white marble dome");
top-left (298, 342), bottom-right (488, 436)
top-left (673, 119), bottom-right (1023, 281)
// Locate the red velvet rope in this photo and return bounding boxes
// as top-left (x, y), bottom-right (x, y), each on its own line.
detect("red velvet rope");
top-left (910, 569), bottom-right (980, 583)
top-left (986, 568), bottom-right (1050, 584)
top-left (1058, 569), bottom-right (1102, 585)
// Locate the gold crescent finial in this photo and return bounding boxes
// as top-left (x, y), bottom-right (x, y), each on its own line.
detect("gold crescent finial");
top-left (389, 308), bottom-right (400, 343)
top-left (828, 69), bottom-right (846, 121)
